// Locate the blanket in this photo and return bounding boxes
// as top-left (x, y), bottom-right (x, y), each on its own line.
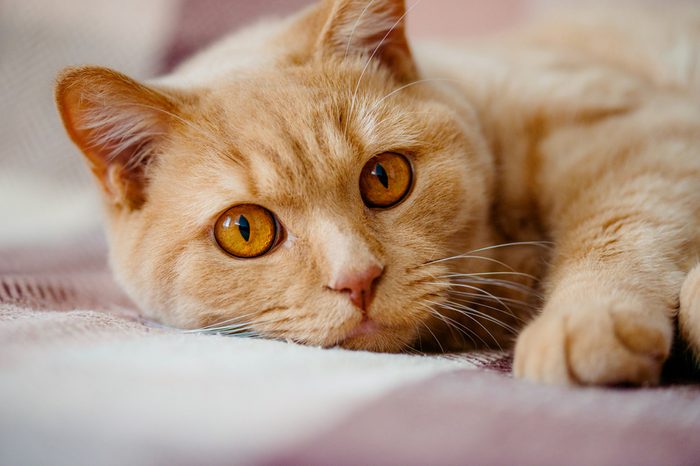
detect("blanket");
top-left (2, 0), bottom-right (699, 464)
top-left (0, 235), bottom-right (509, 465)
top-left (2, 237), bottom-right (699, 465)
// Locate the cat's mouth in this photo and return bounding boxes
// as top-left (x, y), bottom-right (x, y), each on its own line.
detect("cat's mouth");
top-left (332, 317), bottom-right (384, 349)
top-left (344, 318), bottom-right (380, 340)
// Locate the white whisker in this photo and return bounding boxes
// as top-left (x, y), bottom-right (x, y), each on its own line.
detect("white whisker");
top-left (424, 253), bottom-right (518, 271)
top-left (467, 241), bottom-right (553, 256)
top-left (442, 271), bottom-right (539, 281)
top-left (346, 0), bottom-right (422, 133)
top-left (448, 292), bottom-right (531, 324)
top-left (418, 317), bottom-right (445, 353)
top-left (447, 289), bottom-right (537, 311)
top-left (369, 78), bottom-right (455, 112)
top-left (343, 0), bottom-right (377, 60)
top-left (422, 303), bottom-right (484, 348)
top-left (426, 299), bottom-right (502, 349)
top-left (454, 276), bottom-right (543, 298)
top-left (428, 281), bottom-right (515, 316)
top-left (435, 299), bottom-right (519, 335)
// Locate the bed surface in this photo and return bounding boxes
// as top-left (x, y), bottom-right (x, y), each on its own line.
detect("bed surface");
top-left (2, 1), bottom-right (699, 464)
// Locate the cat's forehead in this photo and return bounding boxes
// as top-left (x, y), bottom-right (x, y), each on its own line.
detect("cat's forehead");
top-left (190, 72), bottom-right (424, 206)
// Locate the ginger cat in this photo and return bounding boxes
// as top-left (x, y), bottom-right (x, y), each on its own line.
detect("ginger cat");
top-left (55, 0), bottom-right (700, 386)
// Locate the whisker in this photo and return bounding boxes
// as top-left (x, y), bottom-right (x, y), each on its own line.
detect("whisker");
top-left (428, 281), bottom-right (515, 316)
top-left (418, 318), bottom-right (445, 353)
top-left (215, 331), bottom-right (261, 338)
top-left (346, 0), bottom-right (422, 133)
top-left (183, 311), bottom-right (261, 333)
top-left (424, 303), bottom-right (484, 348)
top-left (190, 324), bottom-right (258, 336)
top-left (414, 322), bottom-right (423, 349)
top-left (184, 322), bottom-right (252, 334)
top-left (404, 344), bottom-right (425, 356)
top-left (449, 293), bottom-right (531, 324)
top-left (418, 303), bottom-right (459, 335)
top-left (442, 271), bottom-right (538, 281)
top-left (466, 241), bottom-right (553, 256)
top-left (435, 299), bottom-right (519, 335)
top-left (369, 78), bottom-right (456, 112)
top-left (207, 323), bottom-right (258, 333)
top-left (453, 276), bottom-right (542, 298)
top-left (426, 300), bottom-right (502, 350)
top-left (343, 0), bottom-right (377, 60)
top-left (429, 299), bottom-right (507, 334)
top-left (187, 312), bottom-right (298, 337)
top-left (423, 254), bottom-right (518, 271)
top-left (446, 290), bottom-right (537, 310)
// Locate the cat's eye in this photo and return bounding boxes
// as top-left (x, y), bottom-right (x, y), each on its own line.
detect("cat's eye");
top-left (359, 152), bottom-right (413, 208)
top-left (214, 204), bottom-right (279, 258)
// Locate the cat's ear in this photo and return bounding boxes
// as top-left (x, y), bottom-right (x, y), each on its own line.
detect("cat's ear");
top-left (55, 66), bottom-right (180, 210)
top-left (318, 0), bottom-right (417, 82)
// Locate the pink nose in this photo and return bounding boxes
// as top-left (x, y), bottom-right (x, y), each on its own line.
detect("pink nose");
top-left (330, 265), bottom-right (384, 312)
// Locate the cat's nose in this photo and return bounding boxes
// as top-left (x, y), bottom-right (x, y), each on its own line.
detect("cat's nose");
top-left (330, 264), bottom-right (384, 312)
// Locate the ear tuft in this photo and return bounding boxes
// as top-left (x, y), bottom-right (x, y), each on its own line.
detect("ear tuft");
top-left (55, 66), bottom-right (178, 209)
top-left (319, 0), bottom-right (417, 82)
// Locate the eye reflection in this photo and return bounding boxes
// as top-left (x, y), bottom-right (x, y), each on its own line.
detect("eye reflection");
top-left (372, 163), bottom-right (390, 189)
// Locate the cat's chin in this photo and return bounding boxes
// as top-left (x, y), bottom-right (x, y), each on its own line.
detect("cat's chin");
top-left (331, 320), bottom-right (414, 353)
top-left (337, 337), bottom-right (406, 353)
top-left (344, 319), bottom-right (380, 340)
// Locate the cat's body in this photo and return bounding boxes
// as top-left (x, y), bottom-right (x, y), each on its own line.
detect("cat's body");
top-left (56, 0), bottom-right (700, 385)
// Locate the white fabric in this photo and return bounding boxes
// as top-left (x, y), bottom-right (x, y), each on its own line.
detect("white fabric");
top-left (0, 306), bottom-right (480, 465)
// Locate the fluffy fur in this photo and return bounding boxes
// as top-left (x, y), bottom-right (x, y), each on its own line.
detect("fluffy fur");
top-left (55, 0), bottom-right (700, 385)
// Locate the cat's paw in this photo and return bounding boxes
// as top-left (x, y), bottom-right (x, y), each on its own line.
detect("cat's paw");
top-left (513, 294), bottom-right (673, 386)
top-left (680, 265), bottom-right (700, 361)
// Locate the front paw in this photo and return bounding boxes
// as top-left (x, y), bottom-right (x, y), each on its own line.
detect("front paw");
top-left (513, 294), bottom-right (673, 385)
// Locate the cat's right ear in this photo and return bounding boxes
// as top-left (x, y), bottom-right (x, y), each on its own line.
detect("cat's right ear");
top-left (55, 66), bottom-right (181, 210)
top-left (317, 0), bottom-right (417, 82)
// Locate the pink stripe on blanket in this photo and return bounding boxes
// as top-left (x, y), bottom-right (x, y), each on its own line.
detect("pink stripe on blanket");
top-left (0, 233), bottom-right (135, 314)
top-left (268, 370), bottom-right (700, 466)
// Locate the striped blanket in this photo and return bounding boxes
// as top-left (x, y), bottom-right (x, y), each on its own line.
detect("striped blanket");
top-left (2, 1), bottom-right (699, 464)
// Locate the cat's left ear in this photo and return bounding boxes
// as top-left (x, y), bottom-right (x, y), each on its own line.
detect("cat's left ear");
top-left (55, 66), bottom-right (184, 210)
top-left (318, 0), bottom-right (417, 82)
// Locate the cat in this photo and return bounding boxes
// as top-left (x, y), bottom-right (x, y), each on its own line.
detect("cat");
top-left (54, 0), bottom-right (700, 386)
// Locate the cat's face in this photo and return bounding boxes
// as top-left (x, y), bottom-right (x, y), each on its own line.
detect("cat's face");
top-left (56, 0), bottom-right (494, 352)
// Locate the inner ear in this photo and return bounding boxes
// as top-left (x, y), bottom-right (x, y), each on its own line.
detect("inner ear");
top-left (55, 66), bottom-right (183, 209)
top-left (318, 0), bottom-right (417, 82)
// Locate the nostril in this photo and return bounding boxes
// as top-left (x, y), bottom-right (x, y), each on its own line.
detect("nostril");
top-left (329, 264), bottom-right (384, 312)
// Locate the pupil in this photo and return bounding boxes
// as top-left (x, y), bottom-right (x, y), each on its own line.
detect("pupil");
top-left (372, 163), bottom-right (389, 189)
top-left (235, 215), bottom-right (251, 242)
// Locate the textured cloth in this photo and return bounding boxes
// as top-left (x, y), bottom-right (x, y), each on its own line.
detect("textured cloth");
top-left (3, 0), bottom-right (700, 465)
top-left (0, 236), bottom-right (507, 466)
top-left (2, 239), bottom-right (699, 465)
top-left (271, 371), bottom-right (700, 466)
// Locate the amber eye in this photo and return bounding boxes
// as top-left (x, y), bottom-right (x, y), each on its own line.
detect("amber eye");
top-left (214, 204), bottom-right (279, 258)
top-left (359, 152), bottom-right (413, 208)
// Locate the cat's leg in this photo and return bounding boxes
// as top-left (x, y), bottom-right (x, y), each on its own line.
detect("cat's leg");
top-left (680, 264), bottom-right (700, 363)
top-left (513, 160), bottom-right (697, 386)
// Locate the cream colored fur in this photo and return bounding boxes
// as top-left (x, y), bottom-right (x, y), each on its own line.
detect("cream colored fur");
top-left (55, 0), bottom-right (700, 385)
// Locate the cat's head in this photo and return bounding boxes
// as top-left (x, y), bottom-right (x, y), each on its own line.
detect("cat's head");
top-left (55, 0), bottom-right (495, 352)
